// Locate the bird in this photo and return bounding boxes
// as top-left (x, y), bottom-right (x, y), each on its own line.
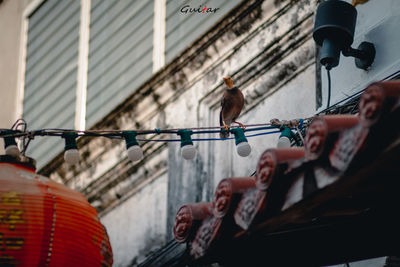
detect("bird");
top-left (219, 76), bottom-right (245, 139)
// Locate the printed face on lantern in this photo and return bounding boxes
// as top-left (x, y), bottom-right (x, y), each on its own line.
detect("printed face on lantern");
top-left (305, 119), bottom-right (327, 159)
top-left (174, 206), bottom-right (191, 238)
top-left (256, 152), bottom-right (276, 189)
top-left (215, 181), bottom-right (231, 213)
top-left (359, 85), bottom-right (384, 124)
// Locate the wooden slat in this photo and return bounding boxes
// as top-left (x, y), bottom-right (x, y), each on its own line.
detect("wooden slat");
top-left (86, 0), bottom-right (154, 128)
top-left (165, 0), bottom-right (241, 62)
top-left (23, 0), bottom-right (79, 169)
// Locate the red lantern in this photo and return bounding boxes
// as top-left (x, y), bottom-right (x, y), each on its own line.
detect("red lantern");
top-left (0, 156), bottom-right (113, 266)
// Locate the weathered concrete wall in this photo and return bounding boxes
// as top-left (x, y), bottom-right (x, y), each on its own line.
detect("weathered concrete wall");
top-left (100, 171), bottom-right (168, 267)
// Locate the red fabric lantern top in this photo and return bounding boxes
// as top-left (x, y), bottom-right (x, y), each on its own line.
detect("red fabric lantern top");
top-left (0, 156), bottom-right (113, 266)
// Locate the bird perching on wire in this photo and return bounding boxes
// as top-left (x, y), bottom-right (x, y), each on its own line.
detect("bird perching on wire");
top-left (219, 76), bottom-right (245, 138)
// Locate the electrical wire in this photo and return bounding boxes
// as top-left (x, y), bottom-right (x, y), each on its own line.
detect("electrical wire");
top-left (326, 68), bottom-right (331, 110)
top-left (2, 68), bottom-right (398, 151)
top-left (0, 123), bottom-right (305, 140)
top-left (0, 119), bottom-right (306, 154)
top-left (19, 60), bottom-right (400, 152)
top-left (0, 127), bottom-right (290, 142)
top-left (319, 68), bottom-right (400, 115)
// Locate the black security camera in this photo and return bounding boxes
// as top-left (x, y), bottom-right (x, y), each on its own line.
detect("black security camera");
top-left (313, 0), bottom-right (375, 70)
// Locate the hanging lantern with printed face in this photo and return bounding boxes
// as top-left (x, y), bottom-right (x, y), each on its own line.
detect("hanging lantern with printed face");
top-left (0, 155), bottom-right (113, 266)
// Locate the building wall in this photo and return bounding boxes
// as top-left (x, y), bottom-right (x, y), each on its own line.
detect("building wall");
top-left (0, 0), bottom-right (29, 153)
top-left (101, 171), bottom-right (168, 267)
top-left (1, 0), bottom-right (399, 266)
top-left (42, 1), bottom-right (319, 264)
top-left (41, 1), bottom-right (319, 265)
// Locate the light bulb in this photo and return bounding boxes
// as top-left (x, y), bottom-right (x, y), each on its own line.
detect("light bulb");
top-left (64, 149), bottom-right (80, 165)
top-left (5, 145), bottom-right (20, 157)
top-left (236, 142), bottom-right (251, 157)
top-left (127, 145), bottom-right (143, 162)
top-left (181, 144), bottom-right (196, 160)
top-left (91, 200), bottom-right (102, 208)
top-left (277, 136), bottom-right (291, 148)
top-left (3, 131), bottom-right (19, 157)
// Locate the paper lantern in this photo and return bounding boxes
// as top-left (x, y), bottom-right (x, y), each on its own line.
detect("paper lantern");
top-left (0, 155), bottom-right (113, 266)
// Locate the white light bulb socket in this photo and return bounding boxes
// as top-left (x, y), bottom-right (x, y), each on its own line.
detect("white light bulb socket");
top-left (3, 131), bottom-right (20, 157)
top-left (277, 126), bottom-right (293, 148)
top-left (236, 141), bottom-right (251, 157)
top-left (64, 149), bottom-right (80, 165)
top-left (231, 128), bottom-right (251, 157)
top-left (5, 145), bottom-right (20, 157)
top-left (277, 136), bottom-right (291, 148)
top-left (181, 144), bottom-right (196, 160)
top-left (177, 130), bottom-right (196, 160)
top-left (127, 145), bottom-right (143, 162)
top-left (62, 132), bottom-right (79, 164)
top-left (91, 200), bottom-right (102, 208)
top-left (123, 131), bottom-right (143, 162)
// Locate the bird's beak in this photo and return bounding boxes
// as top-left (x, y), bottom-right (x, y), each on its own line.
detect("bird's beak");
top-left (223, 76), bottom-right (234, 88)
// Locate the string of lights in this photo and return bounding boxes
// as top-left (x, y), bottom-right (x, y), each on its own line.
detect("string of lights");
top-left (0, 117), bottom-right (311, 164)
top-left (2, 68), bottom-right (397, 166)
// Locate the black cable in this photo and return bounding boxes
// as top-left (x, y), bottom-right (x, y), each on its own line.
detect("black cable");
top-left (349, 98), bottom-right (360, 114)
top-left (327, 68), bottom-right (331, 110)
top-left (318, 68), bottom-right (400, 115)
